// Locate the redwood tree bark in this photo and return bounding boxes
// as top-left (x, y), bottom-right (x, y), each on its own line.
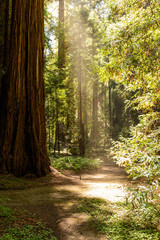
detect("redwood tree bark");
top-left (0, 0), bottom-right (50, 177)
top-left (0, 0), bottom-right (9, 99)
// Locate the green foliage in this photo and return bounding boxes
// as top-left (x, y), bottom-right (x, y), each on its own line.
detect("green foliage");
top-left (111, 112), bottom-right (160, 181)
top-left (77, 195), bottom-right (160, 240)
top-left (0, 196), bottom-right (9, 203)
top-left (0, 206), bottom-right (15, 218)
top-left (0, 175), bottom-right (30, 190)
top-left (77, 197), bottom-right (109, 213)
top-left (0, 224), bottom-right (57, 240)
top-left (77, 198), bottom-right (112, 229)
top-left (126, 182), bottom-right (160, 210)
top-left (51, 156), bottom-right (101, 173)
top-left (0, 195), bottom-right (57, 240)
top-left (103, 0), bottom-right (160, 181)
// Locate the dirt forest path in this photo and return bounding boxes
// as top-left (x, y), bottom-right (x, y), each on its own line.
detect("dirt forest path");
top-left (2, 156), bottom-right (131, 240)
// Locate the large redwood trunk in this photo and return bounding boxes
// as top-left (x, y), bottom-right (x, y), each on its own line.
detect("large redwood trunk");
top-left (0, 0), bottom-right (50, 177)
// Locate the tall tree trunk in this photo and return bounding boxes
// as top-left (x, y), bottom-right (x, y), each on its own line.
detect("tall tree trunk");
top-left (58, 0), bottom-right (65, 69)
top-left (0, 0), bottom-right (50, 177)
top-left (91, 29), bottom-right (99, 147)
top-left (104, 84), bottom-right (108, 146)
top-left (78, 62), bottom-right (85, 156)
top-left (54, 0), bottom-right (65, 153)
top-left (83, 67), bottom-right (88, 145)
top-left (47, 98), bottom-right (51, 151)
top-left (78, 29), bottom-right (85, 156)
top-left (0, 1), bottom-right (6, 90)
top-left (109, 78), bottom-right (112, 138)
top-left (54, 88), bottom-right (60, 154)
top-left (91, 79), bottom-right (99, 147)
top-left (0, 0), bottom-right (9, 105)
top-left (3, 0), bottom-right (9, 71)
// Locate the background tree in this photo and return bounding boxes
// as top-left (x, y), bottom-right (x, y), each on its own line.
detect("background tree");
top-left (44, 0), bottom-right (110, 155)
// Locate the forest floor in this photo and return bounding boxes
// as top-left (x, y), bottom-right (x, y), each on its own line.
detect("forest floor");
top-left (0, 156), bottom-right (138, 240)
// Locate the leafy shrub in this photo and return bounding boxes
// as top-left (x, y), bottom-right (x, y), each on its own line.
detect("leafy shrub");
top-left (111, 112), bottom-right (160, 182)
top-left (125, 184), bottom-right (160, 230)
top-left (0, 206), bottom-right (15, 218)
top-left (51, 156), bottom-right (101, 173)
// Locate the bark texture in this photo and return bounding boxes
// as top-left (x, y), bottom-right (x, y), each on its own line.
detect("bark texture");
top-left (0, 0), bottom-right (50, 177)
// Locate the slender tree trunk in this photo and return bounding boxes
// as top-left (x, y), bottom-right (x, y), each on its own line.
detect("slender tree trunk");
top-left (78, 54), bottom-right (85, 156)
top-left (54, 0), bottom-right (65, 154)
top-left (54, 89), bottom-right (60, 154)
top-left (58, 0), bottom-right (65, 69)
top-left (91, 79), bottom-right (99, 146)
top-left (54, 120), bottom-right (60, 154)
top-left (83, 67), bottom-right (88, 145)
top-left (91, 30), bottom-right (99, 147)
top-left (48, 98), bottom-right (51, 151)
top-left (0, 0), bottom-right (50, 177)
top-left (104, 84), bottom-right (108, 146)
top-left (109, 78), bottom-right (112, 138)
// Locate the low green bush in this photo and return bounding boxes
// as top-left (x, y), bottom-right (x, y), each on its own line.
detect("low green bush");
top-left (0, 206), bottom-right (15, 218)
top-left (51, 156), bottom-right (101, 173)
top-left (111, 112), bottom-right (160, 182)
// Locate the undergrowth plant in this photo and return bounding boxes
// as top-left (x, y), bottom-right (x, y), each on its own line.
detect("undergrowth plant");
top-left (0, 224), bottom-right (57, 240)
top-left (51, 156), bottom-right (101, 174)
top-left (0, 206), bottom-right (15, 219)
top-left (77, 196), bottom-right (160, 240)
top-left (0, 175), bottom-right (31, 190)
top-left (0, 199), bottom-right (57, 240)
top-left (111, 112), bottom-right (160, 182)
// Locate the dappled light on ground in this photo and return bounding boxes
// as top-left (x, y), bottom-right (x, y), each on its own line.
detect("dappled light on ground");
top-left (53, 157), bottom-right (129, 202)
top-left (1, 157), bottom-right (130, 240)
top-left (83, 182), bottom-right (126, 202)
top-left (53, 181), bottom-right (127, 202)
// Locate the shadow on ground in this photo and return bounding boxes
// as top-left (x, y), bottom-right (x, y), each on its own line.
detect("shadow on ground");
top-left (0, 156), bottom-right (130, 240)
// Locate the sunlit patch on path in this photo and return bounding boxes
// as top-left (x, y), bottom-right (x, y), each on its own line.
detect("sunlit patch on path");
top-left (82, 182), bottom-right (127, 202)
top-left (54, 156), bottom-right (129, 202)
